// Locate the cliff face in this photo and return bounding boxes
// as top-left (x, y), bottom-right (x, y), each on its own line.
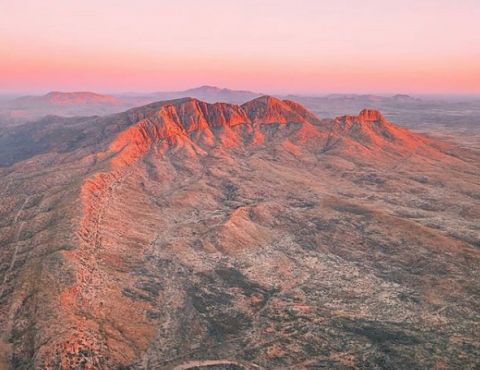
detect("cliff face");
top-left (108, 97), bottom-right (309, 166)
top-left (0, 97), bottom-right (479, 369)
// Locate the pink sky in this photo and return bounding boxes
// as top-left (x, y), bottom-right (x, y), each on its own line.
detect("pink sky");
top-left (1, 0), bottom-right (479, 94)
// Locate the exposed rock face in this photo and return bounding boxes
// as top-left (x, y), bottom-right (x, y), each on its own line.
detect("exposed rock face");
top-left (0, 97), bottom-right (479, 369)
top-left (357, 108), bottom-right (386, 122)
top-left (107, 97), bottom-right (323, 167)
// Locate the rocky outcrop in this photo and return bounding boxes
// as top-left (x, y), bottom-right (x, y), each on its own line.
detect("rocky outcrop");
top-left (333, 109), bottom-right (428, 152)
top-left (357, 109), bottom-right (386, 122)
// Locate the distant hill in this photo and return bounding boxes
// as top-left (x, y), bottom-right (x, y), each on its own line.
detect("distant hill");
top-left (122, 85), bottom-right (262, 105)
top-left (179, 85), bottom-right (262, 104)
top-left (1, 91), bottom-right (128, 122)
top-left (11, 91), bottom-right (121, 107)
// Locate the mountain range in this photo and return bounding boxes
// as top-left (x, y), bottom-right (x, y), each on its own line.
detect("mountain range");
top-left (0, 96), bottom-right (479, 369)
top-left (3, 87), bottom-right (480, 147)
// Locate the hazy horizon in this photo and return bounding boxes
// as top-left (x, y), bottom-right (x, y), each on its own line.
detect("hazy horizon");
top-left (1, 86), bottom-right (480, 101)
